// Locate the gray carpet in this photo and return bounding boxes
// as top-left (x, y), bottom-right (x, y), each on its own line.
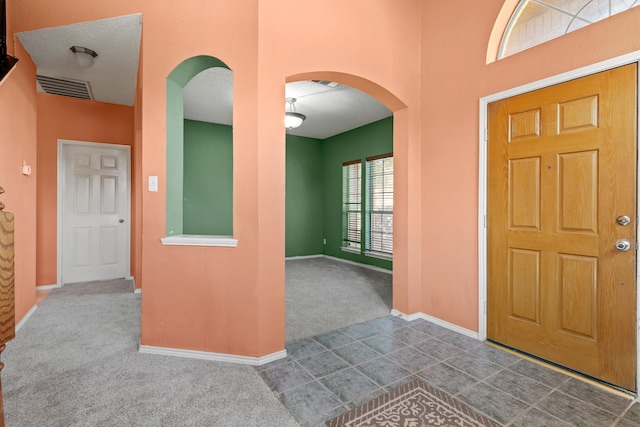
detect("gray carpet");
top-left (2, 279), bottom-right (299, 427)
top-left (286, 257), bottom-right (392, 342)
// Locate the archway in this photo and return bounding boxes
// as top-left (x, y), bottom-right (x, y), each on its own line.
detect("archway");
top-left (283, 72), bottom-right (408, 342)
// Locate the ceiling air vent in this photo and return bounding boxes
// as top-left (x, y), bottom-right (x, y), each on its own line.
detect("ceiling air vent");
top-left (312, 80), bottom-right (340, 88)
top-left (36, 75), bottom-right (94, 100)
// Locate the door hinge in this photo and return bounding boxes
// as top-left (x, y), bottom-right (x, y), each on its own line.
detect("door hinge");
top-left (484, 128), bottom-right (488, 142)
top-left (484, 215), bottom-right (487, 228)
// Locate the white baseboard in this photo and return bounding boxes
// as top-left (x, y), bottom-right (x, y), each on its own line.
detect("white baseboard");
top-left (284, 253), bottom-right (392, 275)
top-left (138, 345), bottom-right (287, 366)
top-left (391, 309), bottom-right (480, 340)
top-left (285, 254), bottom-right (323, 260)
top-left (36, 284), bottom-right (61, 291)
top-left (391, 309), bottom-right (422, 322)
top-left (16, 305), bottom-right (38, 333)
top-left (322, 255), bottom-right (392, 275)
top-left (129, 276), bottom-right (141, 293)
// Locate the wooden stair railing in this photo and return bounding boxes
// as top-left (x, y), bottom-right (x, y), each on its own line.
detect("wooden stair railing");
top-left (0, 186), bottom-right (15, 427)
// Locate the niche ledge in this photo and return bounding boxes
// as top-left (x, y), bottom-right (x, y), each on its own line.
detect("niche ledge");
top-left (161, 235), bottom-right (238, 247)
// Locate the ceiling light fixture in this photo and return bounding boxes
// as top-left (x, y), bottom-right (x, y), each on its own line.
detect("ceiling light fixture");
top-left (285, 97), bottom-right (306, 129)
top-left (70, 46), bottom-right (98, 69)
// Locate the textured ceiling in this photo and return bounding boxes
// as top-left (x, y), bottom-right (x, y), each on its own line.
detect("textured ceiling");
top-left (184, 72), bottom-right (392, 139)
top-left (285, 80), bottom-right (392, 139)
top-left (183, 67), bottom-right (234, 126)
top-left (17, 14), bottom-right (392, 139)
top-left (17, 14), bottom-right (142, 106)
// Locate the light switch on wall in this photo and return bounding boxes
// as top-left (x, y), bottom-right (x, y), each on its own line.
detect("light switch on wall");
top-left (22, 161), bottom-right (31, 176)
top-left (148, 176), bottom-right (158, 192)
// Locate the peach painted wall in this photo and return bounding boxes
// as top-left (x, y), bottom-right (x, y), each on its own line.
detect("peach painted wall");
top-left (138, 0), bottom-right (423, 357)
top-left (35, 94), bottom-right (135, 286)
top-left (9, 0), bottom-right (421, 358)
top-left (11, 0), bottom-right (140, 33)
top-left (139, 0), bottom-right (262, 355)
top-left (8, 0), bottom-right (141, 289)
top-left (419, 2), bottom-right (640, 331)
top-left (267, 0), bottom-right (424, 316)
top-left (13, 0), bottom-right (640, 360)
top-left (0, 33), bottom-right (37, 324)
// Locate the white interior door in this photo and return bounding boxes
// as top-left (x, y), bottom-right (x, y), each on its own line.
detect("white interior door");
top-left (61, 142), bottom-right (129, 284)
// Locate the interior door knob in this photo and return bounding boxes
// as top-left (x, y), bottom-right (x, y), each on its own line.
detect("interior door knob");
top-left (615, 239), bottom-right (631, 252)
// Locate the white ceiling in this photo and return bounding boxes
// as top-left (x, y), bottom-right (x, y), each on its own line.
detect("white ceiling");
top-left (16, 14), bottom-right (392, 140)
top-left (17, 14), bottom-right (143, 106)
top-left (284, 80), bottom-right (392, 139)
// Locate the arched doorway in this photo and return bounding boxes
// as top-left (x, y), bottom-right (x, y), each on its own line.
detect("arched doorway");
top-left (283, 72), bottom-right (408, 342)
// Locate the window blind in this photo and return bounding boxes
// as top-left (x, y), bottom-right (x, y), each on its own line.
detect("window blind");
top-left (342, 160), bottom-right (362, 249)
top-left (366, 155), bottom-right (393, 255)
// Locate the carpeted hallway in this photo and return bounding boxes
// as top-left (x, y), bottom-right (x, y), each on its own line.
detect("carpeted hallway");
top-left (2, 279), bottom-right (299, 427)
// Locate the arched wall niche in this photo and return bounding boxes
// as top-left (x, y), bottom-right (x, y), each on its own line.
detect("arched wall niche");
top-left (166, 55), bottom-right (233, 237)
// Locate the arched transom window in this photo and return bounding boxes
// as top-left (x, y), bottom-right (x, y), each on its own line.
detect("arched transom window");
top-left (500, 0), bottom-right (640, 58)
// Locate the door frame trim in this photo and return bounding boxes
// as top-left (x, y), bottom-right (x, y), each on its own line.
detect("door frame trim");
top-left (57, 139), bottom-right (132, 285)
top-left (478, 50), bottom-right (640, 390)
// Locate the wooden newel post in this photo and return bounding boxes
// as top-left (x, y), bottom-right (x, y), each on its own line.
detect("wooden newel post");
top-left (0, 343), bottom-right (5, 426)
top-left (0, 187), bottom-right (16, 427)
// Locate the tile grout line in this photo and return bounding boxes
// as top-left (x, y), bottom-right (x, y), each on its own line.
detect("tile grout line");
top-left (509, 375), bottom-right (576, 426)
top-left (486, 341), bottom-right (636, 400)
top-left (276, 316), bottom-right (638, 427)
top-left (485, 363), bottom-right (563, 426)
top-left (616, 400), bottom-right (640, 426)
top-left (310, 323), bottom-right (431, 423)
top-left (294, 338), bottom-right (374, 425)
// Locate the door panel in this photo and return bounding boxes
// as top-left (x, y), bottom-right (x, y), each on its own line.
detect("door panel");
top-left (488, 64), bottom-right (637, 391)
top-left (509, 157), bottom-right (540, 229)
top-left (509, 248), bottom-right (540, 324)
top-left (557, 254), bottom-right (597, 339)
top-left (62, 143), bottom-right (129, 284)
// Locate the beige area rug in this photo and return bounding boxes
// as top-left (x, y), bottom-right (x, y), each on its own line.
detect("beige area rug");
top-left (326, 379), bottom-right (501, 427)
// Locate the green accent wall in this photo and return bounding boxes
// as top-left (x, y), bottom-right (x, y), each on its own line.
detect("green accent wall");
top-left (322, 117), bottom-right (393, 270)
top-left (183, 120), bottom-right (233, 235)
top-left (285, 135), bottom-right (324, 257)
top-left (166, 55), bottom-right (231, 236)
top-left (165, 79), bottom-right (184, 235)
top-left (173, 113), bottom-right (393, 271)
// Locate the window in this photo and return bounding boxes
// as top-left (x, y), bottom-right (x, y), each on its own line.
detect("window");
top-left (341, 155), bottom-right (394, 257)
top-left (366, 155), bottom-right (393, 255)
top-left (342, 160), bottom-right (362, 250)
top-left (500, 0), bottom-right (640, 59)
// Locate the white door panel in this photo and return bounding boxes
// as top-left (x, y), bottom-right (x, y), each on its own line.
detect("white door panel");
top-left (61, 143), bottom-right (129, 284)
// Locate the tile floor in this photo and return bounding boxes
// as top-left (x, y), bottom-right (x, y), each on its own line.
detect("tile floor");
top-left (256, 315), bottom-right (640, 427)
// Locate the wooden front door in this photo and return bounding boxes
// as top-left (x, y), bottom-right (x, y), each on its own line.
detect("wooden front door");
top-left (487, 64), bottom-right (637, 391)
